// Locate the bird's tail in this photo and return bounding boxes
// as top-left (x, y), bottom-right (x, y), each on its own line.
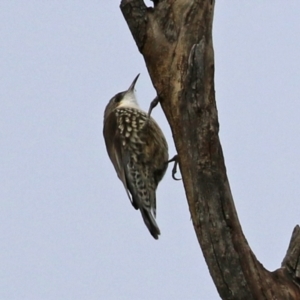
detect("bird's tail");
top-left (127, 166), bottom-right (160, 239)
top-left (140, 207), bottom-right (160, 239)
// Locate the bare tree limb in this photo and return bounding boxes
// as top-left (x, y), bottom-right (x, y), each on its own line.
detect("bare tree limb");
top-left (120, 0), bottom-right (300, 298)
top-left (282, 225), bottom-right (300, 285)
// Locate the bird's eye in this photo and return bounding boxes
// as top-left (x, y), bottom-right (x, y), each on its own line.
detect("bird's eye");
top-left (114, 92), bottom-right (123, 103)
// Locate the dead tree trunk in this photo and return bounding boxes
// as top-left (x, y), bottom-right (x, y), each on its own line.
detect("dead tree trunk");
top-left (120, 0), bottom-right (300, 299)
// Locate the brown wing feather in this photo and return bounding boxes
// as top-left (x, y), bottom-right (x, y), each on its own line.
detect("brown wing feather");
top-left (103, 112), bottom-right (138, 209)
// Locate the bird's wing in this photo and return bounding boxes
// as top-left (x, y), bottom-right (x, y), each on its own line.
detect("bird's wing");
top-left (124, 159), bottom-right (160, 239)
top-left (103, 112), bottom-right (138, 209)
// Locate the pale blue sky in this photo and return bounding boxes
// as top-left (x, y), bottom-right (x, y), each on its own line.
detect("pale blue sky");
top-left (1, 2), bottom-right (299, 299)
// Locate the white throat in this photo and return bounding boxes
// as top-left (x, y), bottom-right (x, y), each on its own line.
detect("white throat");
top-left (118, 91), bottom-right (140, 109)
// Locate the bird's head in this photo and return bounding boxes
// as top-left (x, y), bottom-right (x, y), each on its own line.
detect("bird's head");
top-left (104, 74), bottom-right (140, 120)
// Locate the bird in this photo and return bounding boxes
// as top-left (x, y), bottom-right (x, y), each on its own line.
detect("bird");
top-left (103, 74), bottom-right (168, 239)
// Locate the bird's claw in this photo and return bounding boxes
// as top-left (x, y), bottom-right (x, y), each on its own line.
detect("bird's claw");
top-left (148, 96), bottom-right (160, 119)
top-left (167, 155), bottom-right (181, 181)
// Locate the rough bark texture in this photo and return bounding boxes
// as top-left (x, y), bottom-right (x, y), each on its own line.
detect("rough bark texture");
top-left (120, 0), bottom-right (300, 299)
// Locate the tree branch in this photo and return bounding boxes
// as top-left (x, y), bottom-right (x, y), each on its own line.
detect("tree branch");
top-left (120, 0), bottom-right (300, 298)
top-left (120, 0), bottom-right (148, 51)
top-left (282, 225), bottom-right (300, 285)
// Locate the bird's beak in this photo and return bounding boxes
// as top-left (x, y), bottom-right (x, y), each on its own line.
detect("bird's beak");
top-left (127, 73), bottom-right (140, 93)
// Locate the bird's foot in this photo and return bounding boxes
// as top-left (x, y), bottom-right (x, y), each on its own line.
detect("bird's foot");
top-left (147, 96), bottom-right (160, 119)
top-left (167, 155), bottom-right (181, 181)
